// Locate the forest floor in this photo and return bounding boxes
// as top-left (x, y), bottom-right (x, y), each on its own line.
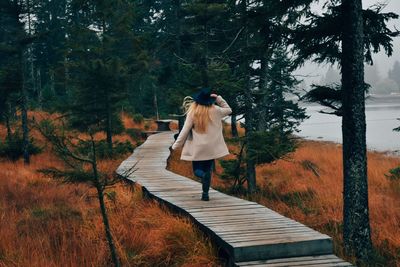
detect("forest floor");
top-left (168, 125), bottom-right (400, 267)
top-left (0, 112), bottom-right (222, 267)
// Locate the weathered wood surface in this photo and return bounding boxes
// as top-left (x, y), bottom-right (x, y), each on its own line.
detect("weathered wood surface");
top-left (237, 255), bottom-right (353, 267)
top-left (116, 132), bottom-right (353, 266)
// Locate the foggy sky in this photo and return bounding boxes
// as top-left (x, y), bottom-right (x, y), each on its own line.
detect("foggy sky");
top-left (297, 0), bottom-right (400, 86)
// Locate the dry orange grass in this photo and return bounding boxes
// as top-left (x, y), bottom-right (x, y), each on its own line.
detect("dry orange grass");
top-left (256, 141), bottom-right (400, 261)
top-left (0, 112), bottom-right (221, 267)
top-left (168, 134), bottom-right (400, 266)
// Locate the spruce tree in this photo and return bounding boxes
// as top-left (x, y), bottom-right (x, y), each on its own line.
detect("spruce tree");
top-left (0, 0), bottom-right (33, 164)
top-left (341, 0), bottom-right (372, 259)
top-left (66, 0), bottom-right (137, 153)
top-left (291, 0), bottom-right (399, 261)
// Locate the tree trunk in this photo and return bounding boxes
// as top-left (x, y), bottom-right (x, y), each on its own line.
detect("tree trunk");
top-left (5, 113), bottom-right (12, 141)
top-left (231, 113), bottom-right (238, 137)
top-left (245, 143), bottom-right (257, 193)
top-left (95, 185), bottom-right (120, 267)
top-left (258, 57), bottom-right (267, 131)
top-left (21, 87), bottom-right (30, 165)
top-left (277, 70), bottom-right (285, 138)
top-left (341, 0), bottom-right (372, 261)
top-left (173, 0), bottom-right (182, 57)
top-left (154, 88), bottom-right (159, 120)
top-left (91, 139), bottom-right (120, 267)
top-left (201, 3), bottom-right (209, 87)
top-left (106, 100), bottom-right (113, 153)
top-left (102, 19), bottom-right (113, 154)
top-left (241, 0), bottom-right (257, 193)
top-left (27, 0), bottom-right (37, 108)
top-left (258, 0), bottom-right (272, 132)
top-left (37, 68), bottom-right (43, 108)
top-left (20, 50), bottom-right (30, 165)
top-left (200, 56), bottom-right (209, 87)
top-left (5, 102), bottom-right (13, 141)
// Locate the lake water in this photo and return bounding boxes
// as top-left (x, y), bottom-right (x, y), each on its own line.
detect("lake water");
top-left (298, 95), bottom-right (400, 153)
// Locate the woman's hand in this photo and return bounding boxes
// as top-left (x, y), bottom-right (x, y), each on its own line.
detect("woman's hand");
top-left (210, 93), bottom-right (218, 98)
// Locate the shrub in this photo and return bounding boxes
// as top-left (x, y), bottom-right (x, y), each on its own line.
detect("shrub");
top-left (219, 159), bottom-right (246, 188)
top-left (76, 139), bottom-right (134, 159)
top-left (386, 166), bottom-right (400, 180)
top-left (247, 129), bottom-right (297, 164)
top-left (0, 133), bottom-right (42, 161)
top-left (132, 113), bottom-right (144, 124)
top-left (125, 128), bottom-right (142, 142)
top-left (144, 121), bottom-right (151, 130)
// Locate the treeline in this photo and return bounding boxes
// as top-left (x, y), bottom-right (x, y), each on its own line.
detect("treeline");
top-left (323, 61), bottom-right (400, 94)
top-left (1, 0), bottom-right (399, 265)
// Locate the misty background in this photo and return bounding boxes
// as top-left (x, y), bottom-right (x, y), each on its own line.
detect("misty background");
top-left (296, 0), bottom-right (400, 152)
top-left (297, 0), bottom-right (400, 92)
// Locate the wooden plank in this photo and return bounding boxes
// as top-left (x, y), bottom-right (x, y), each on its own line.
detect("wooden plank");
top-left (218, 228), bottom-right (314, 238)
top-left (223, 232), bottom-right (331, 243)
top-left (238, 261), bottom-right (352, 267)
top-left (188, 206), bottom-right (276, 216)
top-left (201, 218), bottom-right (302, 227)
top-left (241, 263), bottom-right (352, 267)
top-left (193, 215), bottom-right (289, 224)
top-left (216, 226), bottom-right (310, 236)
top-left (192, 211), bottom-right (285, 220)
top-left (231, 234), bottom-right (331, 247)
top-left (236, 255), bottom-right (340, 265)
top-left (143, 187), bottom-right (200, 192)
top-left (187, 203), bottom-right (263, 212)
top-left (257, 258), bottom-right (348, 266)
top-left (231, 238), bottom-right (333, 262)
top-left (210, 226), bottom-right (310, 236)
top-left (198, 219), bottom-right (296, 228)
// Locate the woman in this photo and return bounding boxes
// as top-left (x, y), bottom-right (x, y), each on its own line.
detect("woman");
top-left (171, 87), bottom-right (232, 201)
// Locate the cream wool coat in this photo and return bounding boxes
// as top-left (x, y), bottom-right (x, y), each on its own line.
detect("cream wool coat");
top-left (172, 96), bottom-right (232, 161)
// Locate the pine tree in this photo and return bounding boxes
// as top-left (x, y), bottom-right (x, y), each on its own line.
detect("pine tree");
top-left (292, 0), bottom-right (399, 261)
top-left (66, 0), bottom-right (137, 153)
top-left (256, 48), bottom-right (307, 135)
top-left (37, 119), bottom-right (122, 267)
top-left (0, 1), bottom-right (20, 141)
top-left (0, 0), bottom-right (34, 164)
top-left (341, 0), bottom-right (372, 260)
top-left (30, 0), bottom-right (68, 108)
top-left (233, 0), bottom-right (312, 193)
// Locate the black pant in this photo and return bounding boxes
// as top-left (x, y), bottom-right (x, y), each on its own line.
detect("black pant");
top-left (192, 160), bottom-right (214, 178)
top-left (193, 159), bottom-right (214, 194)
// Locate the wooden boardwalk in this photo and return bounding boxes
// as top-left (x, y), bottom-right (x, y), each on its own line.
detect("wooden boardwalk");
top-left (116, 132), bottom-right (353, 266)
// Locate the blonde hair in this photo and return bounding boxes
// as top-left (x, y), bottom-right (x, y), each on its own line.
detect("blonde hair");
top-left (182, 96), bottom-right (212, 134)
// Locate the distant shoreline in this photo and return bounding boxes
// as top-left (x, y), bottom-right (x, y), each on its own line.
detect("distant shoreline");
top-left (298, 136), bottom-right (400, 158)
top-left (299, 94), bottom-right (400, 107)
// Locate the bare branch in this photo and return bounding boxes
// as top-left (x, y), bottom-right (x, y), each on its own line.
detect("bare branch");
top-left (223, 27), bottom-right (244, 54)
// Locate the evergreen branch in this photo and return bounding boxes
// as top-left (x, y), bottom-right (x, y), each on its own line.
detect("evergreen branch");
top-left (173, 53), bottom-right (194, 65)
top-left (223, 27), bottom-right (245, 54)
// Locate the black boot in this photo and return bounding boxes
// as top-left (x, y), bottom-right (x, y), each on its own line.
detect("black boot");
top-left (201, 171), bottom-right (211, 201)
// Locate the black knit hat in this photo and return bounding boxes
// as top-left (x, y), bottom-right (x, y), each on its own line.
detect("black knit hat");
top-left (192, 87), bottom-right (216, 106)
